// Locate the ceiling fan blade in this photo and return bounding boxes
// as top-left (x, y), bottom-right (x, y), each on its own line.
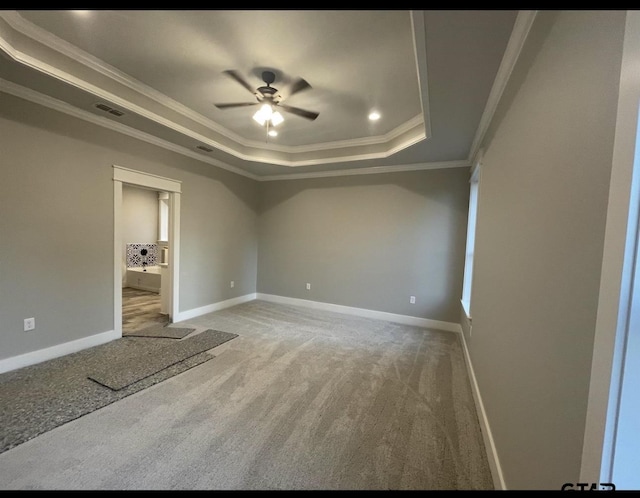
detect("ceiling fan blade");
top-left (288, 77), bottom-right (311, 97)
top-left (214, 102), bottom-right (259, 109)
top-left (222, 69), bottom-right (256, 95)
top-left (277, 103), bottom-right (319, 121)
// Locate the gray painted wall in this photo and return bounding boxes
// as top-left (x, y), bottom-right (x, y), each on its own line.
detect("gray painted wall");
top-left (122, 184), bottom-right (158, 250)
top-left (467, 11), bottom-right (625, 489)
top-left (257, 170), bottom-right (469, 323)
top-left (0, 92), bottom-right (259, 361)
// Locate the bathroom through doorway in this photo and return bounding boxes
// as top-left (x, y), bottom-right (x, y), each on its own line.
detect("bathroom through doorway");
top-left (113, 165), bottom-right (181, 338)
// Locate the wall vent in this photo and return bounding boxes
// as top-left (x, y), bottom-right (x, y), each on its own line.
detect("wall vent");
top-left (94, 103), bottom-right (125, 117)
top-left (196, 145), bottom-right (213, 152)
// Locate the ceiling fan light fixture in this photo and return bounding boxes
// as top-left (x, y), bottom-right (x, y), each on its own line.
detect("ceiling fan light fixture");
top-left (270, 111), bottom-right (284, 126)
top-left (253, 104), bottom-right (284, 127)
top-left (252, 104), bottom-right (271, 126)
top-left (252, 114), bottom-right (266, 126)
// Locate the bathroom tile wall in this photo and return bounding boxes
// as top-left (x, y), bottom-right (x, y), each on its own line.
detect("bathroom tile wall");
top-left (126, 243), bottom-right (158, 267)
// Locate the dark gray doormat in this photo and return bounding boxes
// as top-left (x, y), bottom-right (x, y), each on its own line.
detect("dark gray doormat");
top-left (87, 329), bottom-right (238, 390)
top-left (0, 330), bottom-right (237, 455)
top-left (123, 324), bottom-right (195, 339)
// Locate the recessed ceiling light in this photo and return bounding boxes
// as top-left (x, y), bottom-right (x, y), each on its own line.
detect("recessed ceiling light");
top-left (72, 10), bottom-right (91, 15)
top-left (368, 111), bottom-right (381, 121)
top-left (268, 130), bottom-right (278, 137)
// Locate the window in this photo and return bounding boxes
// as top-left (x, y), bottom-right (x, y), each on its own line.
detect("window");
top-left (461, 154), bottom-right (482, 319)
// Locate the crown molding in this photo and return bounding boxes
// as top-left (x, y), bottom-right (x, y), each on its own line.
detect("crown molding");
top-left (0, 24), bottom-right (258, 163)
top-left (259, 160), bottom-right (470, 182)
top-left (0, 10), bottom-right (429, 166)
top-left (271, 115), bottom-right (425, 154)
top-left (467, 10), bottom-right (538, 166)
top-left (0, 78), bottom-right (260, 181)
top-left (411, 10), bottom-right (432, 140)
top-left (0, 11), bottom-right (234, 138)
top-left (1, 78), bottom-right (463, 181)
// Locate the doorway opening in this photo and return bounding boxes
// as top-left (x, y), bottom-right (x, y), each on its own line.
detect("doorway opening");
top-left (113, 165), bottom-right (182, 338)
top-left (121, 185), bottom-right (170, 334)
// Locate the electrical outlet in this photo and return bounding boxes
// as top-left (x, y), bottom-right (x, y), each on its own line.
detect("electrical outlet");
top-left (24, 317), bottom-right (35, 331)
top-left (410, 296), bottom-right (416, 304)
top-left (230, 280), bottom-right (234, 288)
top-left (306, 283), bottom-right (311, 290)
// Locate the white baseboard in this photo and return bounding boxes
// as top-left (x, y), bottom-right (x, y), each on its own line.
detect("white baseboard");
top-left (256, 293), bottom-right (461, 333)
top-left (458, 330), bottom-right (506, 490)
top-left (174, 293), bottom-right (257, 322)
top-left (0, 294), bottom-right (460, 374)
top-left (0, 329), bottom-right (119, 375)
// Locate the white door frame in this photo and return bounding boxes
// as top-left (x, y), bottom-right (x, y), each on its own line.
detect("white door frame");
top-left (113, 165), bottom-right (181, 337)
top-left (580, 10), bottom-right (640, 485)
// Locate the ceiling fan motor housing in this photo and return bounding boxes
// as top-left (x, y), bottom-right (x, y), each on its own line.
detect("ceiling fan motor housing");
top-left (262, 70), bottom-right (276, 85)
top-left (256, 86), bottom-right (278, 100)
top-left (256, 71), bottom-right (280, 102)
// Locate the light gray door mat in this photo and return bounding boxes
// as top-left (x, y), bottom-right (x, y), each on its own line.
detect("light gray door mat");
top-left (123, 324), bottom-right (196, 339)
top-left (87, 329), bottom-right (238, 390)
top-left (0, 330), bottom-right (238, 454)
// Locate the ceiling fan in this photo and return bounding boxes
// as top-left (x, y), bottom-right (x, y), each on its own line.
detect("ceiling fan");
top-left (213, 69), bottom-right (319, 122)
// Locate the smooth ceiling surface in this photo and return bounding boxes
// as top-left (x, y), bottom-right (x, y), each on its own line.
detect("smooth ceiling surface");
top-left (0, 9), bottom-right (519, 178)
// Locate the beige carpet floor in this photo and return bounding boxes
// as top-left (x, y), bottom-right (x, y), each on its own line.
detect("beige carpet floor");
top-left (0, 300), bottom-right (493, 490)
